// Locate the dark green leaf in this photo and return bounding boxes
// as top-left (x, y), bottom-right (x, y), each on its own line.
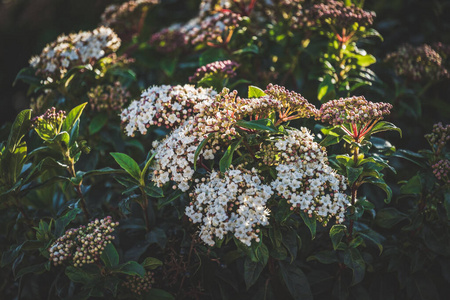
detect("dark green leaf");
top-left (15, 262), bottom-right (48, 279)
top-left (279, 261), bottom-right (313, 300)
top-left (65, 266), bottom-right (99, 284)
top-left (374, 208), bottom-right (408, 229)
top-left (100, 242), bottom-right (119, 267)
top-left (400, 174), bottom-right (422, 195)
top-left (248, 85), bottom-right (266, 98)
top-left (62, 102), bottom-right (87, 133)
top-left (145, 228), bottom-right (167, 249)
top-left (444, 191), bottom-right (450, 220)
top-left (157, 189), bottom-right (183, 209)
top-left (144, 184), bottom-right (164, 198)
top-left (346, 166), bottom-right (363, 186)
top-left (370, 121), bottom-right (402, 138)
top-left (329, 225), bottom-right (347, 250)
top-left (219, 138), bottom-right (242, 172)
top-left (307, 250), bottom-right (339, 264)
top-left (141, 151), bottom-right (156, 183)
top-left (299, 211), bottom-right (316, 239)
top-left (110, 152), bottom-right (141, 181)
top-left (281, 229), bottom-right (299, 262)
top-left (199, 48), bottom-right (228, 66)
top-left (114, 261), bottom-right (145, 277)
top-left (13, 67), bottom-right (41, 86)
top-left (343, 248), bottom-right (365, 285)
top-left (88, 113), bottom-right (108, 135)
top-left (55, 208), bottom-right (81, 237)
top-left (363, 177), bottom-right (392, 203)
top-left (244, 257), bottom-right (265, 290)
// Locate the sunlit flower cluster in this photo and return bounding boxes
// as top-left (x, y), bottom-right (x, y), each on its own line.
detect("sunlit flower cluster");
top-left (29, 26), bottom-right (121, 81)
top-left (123, 271), bottom-right (155, 295)
top-left (31, 107), bottom-right (66, 140)
top-left (48, 216), bottom-right (118, 267)
top-left (189, 60), bottom-right (239, 83)
top-left (101, 0), bottom-right (159, 39)
top-left (151, 90), bottom-right (241, 191)
top-left (269, 128), bottom-right (349, 224)
top-left (432, 159), bottom-right (450, 184)
top-left (385, 43), bottom-right (450, 82)
top-left (186, 167), bottom-right (272, 246)
top-left (273, 0), bottom-right (307, 29)
top-left (317, 96), bottom-right (392, 126)
top-left (88, 81), bottom-right (131, 112)
top-left (120, 85), bottom-right (217, 135)
top-left (307, 0), bottom-right (375, 29)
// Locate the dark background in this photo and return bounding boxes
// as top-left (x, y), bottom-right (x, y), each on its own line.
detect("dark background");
top-left (1, 0), bottom-right (450, 125)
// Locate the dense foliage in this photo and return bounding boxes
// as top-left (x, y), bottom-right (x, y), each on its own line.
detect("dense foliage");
top-left (1, 0), bottom-right (449, 299)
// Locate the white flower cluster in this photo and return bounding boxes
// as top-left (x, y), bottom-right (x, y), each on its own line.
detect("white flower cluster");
top-left (186, 167), bottom-right (273, 246)
top-left (270, 128), bottom-right (350, 224)
top-left (29, 26), bottom-right (121, 80)
top-left (152, 120), bottom-right (215, 192)
top-left (120, 85), bottom-right (217, 136)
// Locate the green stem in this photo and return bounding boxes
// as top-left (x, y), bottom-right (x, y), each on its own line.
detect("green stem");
top-left (348, 146), bottom-right (360, 241)
top-left (139, 186), bottom-right (151, 232)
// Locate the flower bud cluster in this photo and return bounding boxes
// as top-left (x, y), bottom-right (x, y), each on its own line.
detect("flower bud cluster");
top-left (29, 26), bottom-right (121, 81)
top-left (199, 0), bottom-right (233, 18)
top-left (317, 96), bottom-right (392, 126)
top-left (123, 271), bottom-right (155, 295)
top-left (31, 107), bottom-right (66, 139)
top-left (307, 0), bottom-right (375, 29)
top-left (189, 60), bottom-right (240, 83)
top-left (149, 25), bottom-right (188, 53)
top-left (272, 0), bottom-right (307, 30)
top-left (88, 81), bottom-right (131, 112)
top-left (120, 85), bottom-right (217, 135)
top-left (264, 83), bottom-right (318, 121)
top-left (425, 122), bottom-right (450, 155)
top-left (269, 128), bottom-right (349, 224)
top-left (186, 167), bottom-right (273, 246)
top-left (432, 159), bottom-right (450, 184)
top-left (186, 10), bottom-right (242, 46)
top-left (101, 0), bottom-right (159, 39)
top-left (48, 216), bottom-right (118, 267)
top-left (385, 44), bottom-right (450, 82)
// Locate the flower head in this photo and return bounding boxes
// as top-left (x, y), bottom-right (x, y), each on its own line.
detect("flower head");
top-left (31, 107), bottom-right (66, 140)
top-left (432, 159), bottom-right (450, 184)
top-left (88, 81), bottom-right (131, 112)
top-left (425, 122), bottom-right (450, 155)
top-left (186, 167), bottom-right (273, 246)
top-left (48, 216), bottom-right (118, 267)
top-left (189, 60), bottom-right (239, 83)
top-left (123, 271), bottom-right (155, 295)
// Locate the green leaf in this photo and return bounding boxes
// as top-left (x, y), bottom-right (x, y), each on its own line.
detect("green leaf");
top-left (281, 229), bottom-right (299, 262)
top-left (307, 250), bottom-right (339, 264)
top-left (145, 228), bottom-right (167, 249)
top-left (244, 257), bottom-right (265, 290)
top-left (357, 230), bottom-right (384, 255)
top-left (82, 167), bottom-right (125, 178)
top-left (233, 45), bottom-right (259, 55)
top-left (160, 57), bottom-right (177, 77)
top-left (353, 54), bottom-right (376, 67)
top-left (199, 48), bottom-right (228, 66)
top-left (157, 189), bottom-right (183, 209)
top-left (62, 102), bottom-right (87, 133)
top-left (114, 261), bottom-right (145, 277)
top-left (55, 208), bottom-right (81, 237)
top-left (6, 109), bottom-right (31, 152)
top-left (144, 184), bottom-right (164, 198)
top-left (343, 248), bottom-right (365, 286)
top-left (318, 74), bottom-right (335, 102)
top-left (329, 225), bottom-right (347, 250)
top-left (320, 134), bottom-right (342, 147)
top-left (400, 174), bottom-right (422, 195)
top-left (279, 261), bottom-right (313, 300)
top-left (235, 119), bottom-right (278, 132)
top-left (89, 113), bottom-right (108, 135)
top-left (13, 67), bottom-right (42, 86)
top-left (15, 262), bottom-right (48, 279)
top-left (219, 138), bottom-right (242, 172)
top-left (363, 177), bottom-right (392, 203)
top-left (193, 133), bottom-right (214, 170)
top-left (100, 243), bottom-right (119, 267)
top-left (65, 266), bottom-right (100, 284)
top-left (346, 166), bottom-right (363, 186)
top-left (374, 208), bottom-right (408, 229)
top-left (299, 211), bottom-right (316, 239)
top-left (370, 121), bottom-right (402, 138)
top-left (142, 257), bottom-right (163, 270)
top-left (248, 85), bottom-right (266, 98)
top-left (144, 288), bottom-right (175, 300)
top-left (444, 191), bottom-right (450, 220)
top-left (141, 151), bottom-right (157, 184)
top-left (110, 152), bottom-right (141, 181)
